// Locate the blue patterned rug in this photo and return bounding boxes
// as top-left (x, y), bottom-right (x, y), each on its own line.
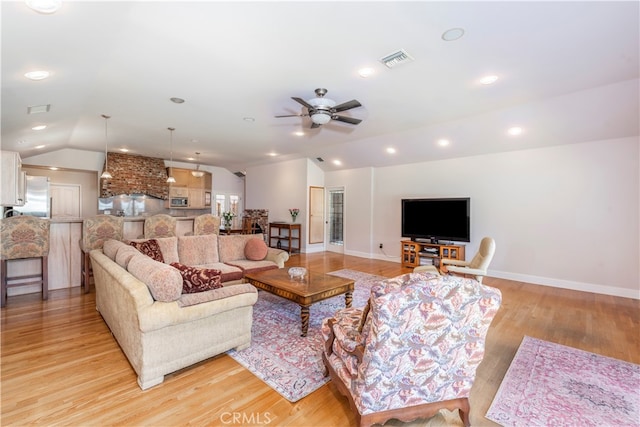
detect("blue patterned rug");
top-left (226, 269), bottom-right (385, 402)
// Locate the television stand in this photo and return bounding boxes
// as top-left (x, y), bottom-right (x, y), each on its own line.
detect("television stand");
top-left (401, 240), bottom-right (465, 269)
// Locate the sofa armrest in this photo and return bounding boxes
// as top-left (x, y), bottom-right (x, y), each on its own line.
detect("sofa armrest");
top-left (265, 247), bottom-right (289, 268)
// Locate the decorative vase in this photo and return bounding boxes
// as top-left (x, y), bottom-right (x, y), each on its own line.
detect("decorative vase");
top-left (291, 215), bottom-right (297, 223)
top-left (224, 220), bottom-right (232, 229)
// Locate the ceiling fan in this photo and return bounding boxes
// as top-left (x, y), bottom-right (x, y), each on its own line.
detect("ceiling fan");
top-left (275, 88), bottom-right (362, 128)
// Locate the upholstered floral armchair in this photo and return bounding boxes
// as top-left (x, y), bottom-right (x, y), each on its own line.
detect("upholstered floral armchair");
top-left (321, 272), bottom-right (502, 427)
top-left (80, 215), bottom-right (124, 293)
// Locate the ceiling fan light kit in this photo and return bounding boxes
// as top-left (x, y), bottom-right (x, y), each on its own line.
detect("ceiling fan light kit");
top-left (276, 88), bottom-right (363, 129)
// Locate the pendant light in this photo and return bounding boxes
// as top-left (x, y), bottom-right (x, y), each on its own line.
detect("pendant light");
top-left (191, 152), bottom-right (204, 178)
top-left (100, 114), bottom-right (112, 179)
top-left (166, 127), bottom-right (176, 183)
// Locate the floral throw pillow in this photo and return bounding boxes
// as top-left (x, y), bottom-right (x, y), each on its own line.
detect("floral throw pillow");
top-left (129, 239), bottom-right (164, 263)
top-left (170, 262), bottom-right (223, 294)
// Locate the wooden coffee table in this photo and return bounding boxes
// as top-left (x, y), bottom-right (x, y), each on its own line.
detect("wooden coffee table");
top-left (244, 268), bottom-right (355, 337)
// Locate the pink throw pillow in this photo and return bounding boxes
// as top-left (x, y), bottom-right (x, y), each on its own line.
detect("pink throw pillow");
top-left (129, 239), bottom-right (164, 263)
top-left (244, 238), bottom-right (268, 260)
top-left (170, 262), bottom-right (223, 294)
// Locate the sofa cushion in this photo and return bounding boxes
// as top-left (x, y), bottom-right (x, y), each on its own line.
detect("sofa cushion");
top-left (170, 262), bottom-right (223, 294)
top-left (244, 237), bottom-right (268, 260)
top-left (130, 239), bottom-right (164, 263)
top-left (127, 254), bottom-right (182, 302)
top-left (195, 262), bottom-right (244, 283)
top-left (103, 239), bottom-right (127, 260)
top-left (177, 235), bottom-right (219, 265)
top-left (218, 234), bottom-right (264, 263)
top-left (177, 283), bottom-right (257, 307)
top-left (115, 245), bottom-right (140, 269)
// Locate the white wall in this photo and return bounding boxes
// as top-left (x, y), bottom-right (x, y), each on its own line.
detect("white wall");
top-left (246, 158), bottom-right (309, 247)
top-left (322, 137), bottom-right (638, 298)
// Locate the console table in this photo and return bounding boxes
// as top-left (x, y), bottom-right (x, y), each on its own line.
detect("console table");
top-left (401, 240), bottom-right (465, 268)
top-left (268, 222), bottom-right (301, 254)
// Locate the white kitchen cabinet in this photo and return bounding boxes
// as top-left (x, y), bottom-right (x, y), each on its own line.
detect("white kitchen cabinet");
top-left (1, 151), bottom-right (26, 206)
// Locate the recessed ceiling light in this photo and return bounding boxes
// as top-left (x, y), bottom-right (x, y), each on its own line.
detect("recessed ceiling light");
top-left (293, 131), bottom-right (305, 136)
top-left (170, 97), bottom-right (185, 104)
top-left (119, 148), bottom-right (129, 153)
top-left (243, 117), bottom-right (255, 122)
top-left (442, 28), bottom-right (465, 42)
top-left (438, 139), bottom-right (450, 146)
top-left (267, 152), bottom-right (278, 157)
top-left (49, 167), bottom-right (59, 170)
top-left (35, 145), bottom-right (46, 149)
top-left (358, 67), bottom-right (375, 78)
top-left (507, 126), bottom-right (523, 136)
top-left (25, 0), bottom-right (62, 14)
top-left (32, 125), bottom-right (47, 131)
top-left (25, 70), bottom-right (50, 81)
top-left (479, 75), bottom-right (499, 85)
top-left (333, 160), bottom-right (342, 166)
top-left (386, 147), bottom-right (396, 154)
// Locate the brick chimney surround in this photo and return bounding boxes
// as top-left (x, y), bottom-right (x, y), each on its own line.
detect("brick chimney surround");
top-left (100, 152), bottom-right (170, 199)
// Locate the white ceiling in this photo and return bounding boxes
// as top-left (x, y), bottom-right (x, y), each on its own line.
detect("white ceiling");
top-left (2, 1), bottom-right (639, 173)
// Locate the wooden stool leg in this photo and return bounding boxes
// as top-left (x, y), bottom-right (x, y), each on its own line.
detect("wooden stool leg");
top-left (42, 256), bottom-right (48, 301)
top-left (81, 251), bottom-right (91, 293)
top-left (1, 260), bottom-right (7, 308)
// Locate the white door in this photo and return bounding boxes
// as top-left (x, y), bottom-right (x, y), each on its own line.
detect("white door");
top-left (326, 187), bottom-right (344, 254)
top-left (309, 186), bottom-right (324, 244)
top-left (50, 184), bottom-right (81, 218)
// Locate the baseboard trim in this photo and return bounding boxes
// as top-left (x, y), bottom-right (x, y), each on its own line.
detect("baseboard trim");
top-left (488, 269), bottom-right (639, 300)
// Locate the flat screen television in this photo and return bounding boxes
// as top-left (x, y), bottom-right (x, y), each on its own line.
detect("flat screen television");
top-left (401, 198), bottom-right (470, 242)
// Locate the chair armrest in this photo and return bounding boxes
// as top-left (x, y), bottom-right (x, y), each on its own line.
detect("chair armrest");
top-left (441, 258), bottom-right (469, 267)
top-left (325, 317), bottom-right (366, 364)
top-left (447, 265), bottom-right (486, 276)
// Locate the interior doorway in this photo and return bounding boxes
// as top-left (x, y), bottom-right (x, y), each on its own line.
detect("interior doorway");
top-left (326, 187), bottom-right (344, 254)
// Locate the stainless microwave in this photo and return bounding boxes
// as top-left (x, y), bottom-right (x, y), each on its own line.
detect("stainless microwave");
top-left (170, 197), bottom-right (188, 207)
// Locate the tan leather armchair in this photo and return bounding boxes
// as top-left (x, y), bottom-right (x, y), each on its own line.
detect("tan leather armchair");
top-left (441, 237), bottom-right (495, 283)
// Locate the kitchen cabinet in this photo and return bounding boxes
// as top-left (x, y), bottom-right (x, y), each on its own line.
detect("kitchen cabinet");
top-left (1, 151), bottom-right (26, 206)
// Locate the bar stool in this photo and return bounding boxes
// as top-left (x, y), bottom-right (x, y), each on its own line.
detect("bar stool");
top-left (0, 216), bottom-right (51, 307)
top-left (143, 214), bottom-right (176, 238)
top-left (80, 215), bottom-right (124, 293)
top-left (186, 214), bottom-right (220, 236)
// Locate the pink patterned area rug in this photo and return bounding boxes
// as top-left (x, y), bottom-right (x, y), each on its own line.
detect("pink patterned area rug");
top-left (486, 335), bottom-right (640, 427)
top-left (226, 269), bottom-right (386, 402)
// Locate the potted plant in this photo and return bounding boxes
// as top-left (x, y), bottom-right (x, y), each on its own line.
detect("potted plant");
top-left (289, 208), bottom-right (300, 223)
top-left (222, 211), bottom-right (235, 229)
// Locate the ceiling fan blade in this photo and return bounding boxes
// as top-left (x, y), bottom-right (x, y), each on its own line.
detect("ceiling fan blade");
top-left (332, 115), bottom-right (362, 125)
top-left (275, 114), bottom-right (309, 118)
top-left (292, 97), bottom-right (313, 109)
top-left (333, 99), bottom-right (361, 112)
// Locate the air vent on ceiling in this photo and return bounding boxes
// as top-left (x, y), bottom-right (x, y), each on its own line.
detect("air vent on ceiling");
top-left (380, 49), bottom-right (414, 68)
top-left (316, 157), bottom-right (324, 162)
top-left (28, 104), bottom-right (51, 114)
top-left (234, 171), bottom-right (246, 178)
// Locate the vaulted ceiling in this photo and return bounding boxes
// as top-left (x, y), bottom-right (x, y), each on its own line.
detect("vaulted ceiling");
top-left (2, 1), bottom-right (638, 173)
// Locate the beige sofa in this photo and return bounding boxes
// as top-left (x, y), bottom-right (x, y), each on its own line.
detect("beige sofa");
top-left (90, 233), bottom-right (289, 389)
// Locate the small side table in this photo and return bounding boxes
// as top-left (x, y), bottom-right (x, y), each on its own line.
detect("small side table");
top-left (268, 222), bottom-right (301, 254)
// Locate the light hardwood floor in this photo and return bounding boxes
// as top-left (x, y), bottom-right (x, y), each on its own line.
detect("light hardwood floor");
top-left (2, 252), bottom-right (639, 426)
